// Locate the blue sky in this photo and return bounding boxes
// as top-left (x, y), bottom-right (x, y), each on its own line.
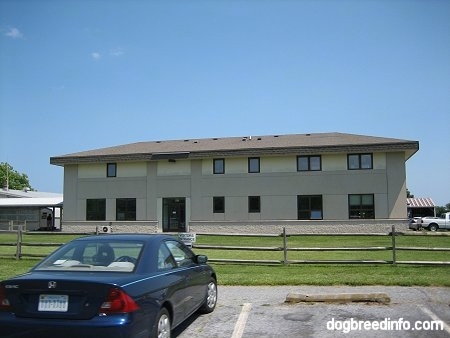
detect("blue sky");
top-left (0, 0), bottom-right (449, 206)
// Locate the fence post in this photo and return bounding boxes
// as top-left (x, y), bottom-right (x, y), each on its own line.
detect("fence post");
top-left (16, 224), bottom-right (23, 260)
top-left (283, 227), bottom-right (288, 265)
top-left (391, 225), bottom-right (396, 266)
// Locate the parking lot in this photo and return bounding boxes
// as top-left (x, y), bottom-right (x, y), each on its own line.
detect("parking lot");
top-left (174, 286), bottom-right (450, 337)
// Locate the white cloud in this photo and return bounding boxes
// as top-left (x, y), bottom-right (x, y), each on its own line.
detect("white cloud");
top-left (110, 48), bottom-right (124, 57)
top-left (4, 27), bottom-right (23, 39)
top-left (91, 52), bottom-right (101, 60)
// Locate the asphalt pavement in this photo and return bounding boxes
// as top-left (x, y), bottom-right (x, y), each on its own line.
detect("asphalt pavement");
top-left (174, 286), bottom-right (450, 338)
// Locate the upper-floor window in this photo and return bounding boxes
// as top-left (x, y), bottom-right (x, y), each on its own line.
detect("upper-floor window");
top-left (116, 198), bottom-right (136, 221)
top-left (213, 158), bottom-right (225, 174)
top-left (297, 155), bottom-right (321, 171)
top-left (107, 163), bottom-right (117, 177)
top-left (248, 157), bottom-right (260, 173)
top-left (347, 154), bottom-right (373, 170)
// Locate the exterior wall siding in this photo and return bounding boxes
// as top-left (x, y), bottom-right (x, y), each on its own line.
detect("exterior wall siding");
top-left (60, 151), bottom-right (409, 233)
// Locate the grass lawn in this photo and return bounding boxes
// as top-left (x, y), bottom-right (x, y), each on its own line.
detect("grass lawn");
top-left (0, 232), bottom-right (449, 286)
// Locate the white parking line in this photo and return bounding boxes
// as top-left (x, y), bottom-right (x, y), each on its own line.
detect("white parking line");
top-left (419, 306), bottom-right (450, 334)
top-left (231, 303), bottom-right (252, 338)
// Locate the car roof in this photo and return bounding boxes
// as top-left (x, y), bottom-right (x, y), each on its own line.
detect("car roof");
top-left (73, 233), bottom-right (176, 243)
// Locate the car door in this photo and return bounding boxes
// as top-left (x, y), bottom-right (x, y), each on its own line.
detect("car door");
top-left (164, 240), bottom-right (206, 316)
top-left (156, 242), bottom-right (186, 325)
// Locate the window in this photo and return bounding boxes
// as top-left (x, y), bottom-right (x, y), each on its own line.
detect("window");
top-left (116, 198), bottom-right (136, 221)
top-left (157, 243), bottom-right (177, 270)
top-left (297, 156), bottom-right (321, 171)
top-left (347, 154), bottom-right (373, 170)
top-left (213, 158), bottom-right (225, 174)
top-left (298, 195), bottom-right (323, 220)
top-left (107, 163), bottom-right (117, 177)
top-left (165, 240), bottom-right (195, 267)
top-left (86, 199), bottom-right (106, 221)
top-left (348, 194), bottom-right (375, 219)
top-left (213, 197), bottom-right (225, 213)
top-left (248, 157), bottom-right (260, 173)
top-left (248, 196), bottom-right (260, 213)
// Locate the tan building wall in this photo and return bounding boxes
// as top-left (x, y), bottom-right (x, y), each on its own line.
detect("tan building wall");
top-left (61, 151), bottom-right (408, 233)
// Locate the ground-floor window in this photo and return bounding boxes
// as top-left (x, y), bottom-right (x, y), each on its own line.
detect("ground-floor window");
top-left (298, 195), bottom-right (323, 220)
top-left (86, 199), bottom-right (106, 221)
top-left (213, 196), bottom-right (225, 213)
top-left (248, 196), bottom-right (261, 213)
top-left (348, 194), bottom-right (375, 219)
top-left (116, 198), bottom-right (136, 221)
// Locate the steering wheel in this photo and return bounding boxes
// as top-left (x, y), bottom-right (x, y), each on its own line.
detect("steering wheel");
top-left (115, 255), bottom-right (137, 264)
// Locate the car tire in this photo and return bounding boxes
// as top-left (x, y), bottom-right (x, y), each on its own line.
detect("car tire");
top-left (152, 307), bottom-right (171, 338)
top-left (199, 279), bottom-right (217, 314)
top-left (429, 224), bottom-right (438, 232)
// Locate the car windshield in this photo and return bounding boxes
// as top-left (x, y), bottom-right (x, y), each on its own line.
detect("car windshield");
top-left (34, 240), bottom-right (144, 272)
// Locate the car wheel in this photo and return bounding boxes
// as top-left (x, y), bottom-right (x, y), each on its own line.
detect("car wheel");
top-left (199, 279), bottom-right (217, 314)
top-left (152, 308), bottom-right (171, 338)
top-left (429, 224), bottom-right (438, 232)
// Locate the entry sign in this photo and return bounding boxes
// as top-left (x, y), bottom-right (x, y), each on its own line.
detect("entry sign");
top-left (179, 233), bottom-right (196, 246)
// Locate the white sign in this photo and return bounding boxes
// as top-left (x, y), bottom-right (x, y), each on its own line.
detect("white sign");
top-left (178, 232), bottom-right (196, 244)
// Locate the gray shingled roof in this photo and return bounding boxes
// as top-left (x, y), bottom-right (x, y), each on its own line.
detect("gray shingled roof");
top-left (50, 132), bottom-right (419, 165)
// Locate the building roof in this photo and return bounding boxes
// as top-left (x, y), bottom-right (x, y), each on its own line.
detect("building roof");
top-left (407, 198), bottom-right (436, 208)
top-left (50, 132), bottom-right (419, 166)
top-left (0, 188), bottom-right (62, 199)
top-left (0, 197), bottom-right (63, 208)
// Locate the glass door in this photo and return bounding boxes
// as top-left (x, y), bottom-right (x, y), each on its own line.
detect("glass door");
top-left (162, 198), bottom-right (186, 232)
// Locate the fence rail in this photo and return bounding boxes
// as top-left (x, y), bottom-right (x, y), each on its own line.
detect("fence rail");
top-left (0, 225), bottom-right (449, 265)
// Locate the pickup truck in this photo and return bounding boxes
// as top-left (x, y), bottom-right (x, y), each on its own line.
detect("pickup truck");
top-left (416, 212), bottom-right (450, 231)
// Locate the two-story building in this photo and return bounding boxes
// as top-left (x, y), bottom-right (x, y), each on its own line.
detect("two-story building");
top-left (50, 132), bottom-right (419, 233)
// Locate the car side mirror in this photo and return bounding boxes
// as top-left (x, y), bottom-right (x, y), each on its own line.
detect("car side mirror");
top-left (196, 255), bottom-right (208, 264)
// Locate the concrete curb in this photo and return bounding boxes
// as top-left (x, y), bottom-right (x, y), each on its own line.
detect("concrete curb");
top-left (285, 292), bottom-right (391, 304)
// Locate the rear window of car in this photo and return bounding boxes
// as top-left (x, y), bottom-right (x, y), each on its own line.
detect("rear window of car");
top-left (34, 240), bottom-right (144, 272)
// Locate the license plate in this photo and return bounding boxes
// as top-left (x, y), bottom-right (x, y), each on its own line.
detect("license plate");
top-left (38, 294), bottom-right (69, 312)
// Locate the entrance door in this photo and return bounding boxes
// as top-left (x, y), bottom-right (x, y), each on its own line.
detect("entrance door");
top-left (163, 198), bottom-right (186, 232)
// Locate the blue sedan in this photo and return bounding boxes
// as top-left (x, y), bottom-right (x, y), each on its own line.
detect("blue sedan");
top-left (0, 234), bottom-right (218, 338)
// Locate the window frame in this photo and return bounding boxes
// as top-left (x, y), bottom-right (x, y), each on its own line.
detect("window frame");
top-left (116, 198), bottom-right (136, 221)
top-left (248, 157), bottom-right (260, 173)
top-left (348, 194), bottom-right (375, 219)
top-left (297, 155), bottom-right (322, 171)
top-left (297, 195), bottom-right (323, 220)
top-left (86, 198), bottom-right (106, 221)
top-left (347, 153), bottom-right (373, 170)
top-left (248, 196), bottom-right (261, 213)
top-left (213, 196), bottom-right (225, 213)
top-left (164, 240), bottom-right (196, 268)
top-left (107, 163), bottom-right (117, 177)
top-left (213, 158), bottom-right (225, 174)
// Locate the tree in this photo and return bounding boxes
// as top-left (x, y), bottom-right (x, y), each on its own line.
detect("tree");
top-left (435, 203), bottom-right (450, 216)
top-left (0, 162), bottom-right (33, 190)
top-left (406, 189), bottom-right (414, 198)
